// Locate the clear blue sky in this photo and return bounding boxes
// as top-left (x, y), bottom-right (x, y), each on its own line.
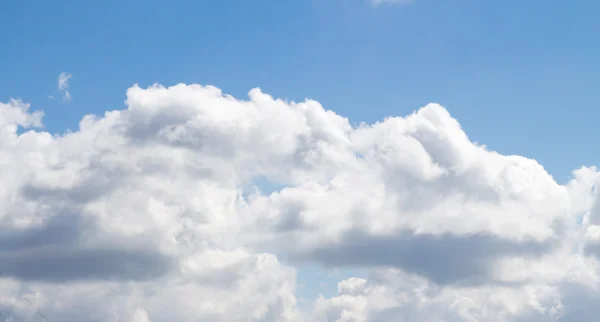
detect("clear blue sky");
top-left (2, 0), bottom-right (599, 306)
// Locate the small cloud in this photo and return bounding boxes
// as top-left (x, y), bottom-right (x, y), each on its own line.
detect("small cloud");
top-left (58, 72), bottom-right (72, 102)
top-left (369, 0), bottom-right (413, 6)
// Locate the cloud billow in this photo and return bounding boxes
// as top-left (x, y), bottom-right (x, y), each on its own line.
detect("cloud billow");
top-left (1, 83), bottom-right (600, 321)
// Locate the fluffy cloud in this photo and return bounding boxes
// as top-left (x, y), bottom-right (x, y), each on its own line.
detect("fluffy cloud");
top-left (1, 83), bottom-right (600, 321)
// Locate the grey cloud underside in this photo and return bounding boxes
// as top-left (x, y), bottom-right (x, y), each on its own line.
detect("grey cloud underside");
top-left (582, 241), bottom-right (600, 259)
top-left (0, 247), bottom-right (173, 283)
top-left (21, 175), bottom-right (118, 205)
top-left (293, 230), bottom-right (556, 286)
top-left (366, 304), bottom-right (477, 322)
top-left (0, 209), bottom-right (87, 251)
top-left (0, 210), bottom-right (173, 283)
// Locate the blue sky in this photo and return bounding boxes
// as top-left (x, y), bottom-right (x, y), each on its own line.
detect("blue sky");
top-left (2, 0), bottom-right (599, 184)
top-left (2, 0), bottom-right (600, 312)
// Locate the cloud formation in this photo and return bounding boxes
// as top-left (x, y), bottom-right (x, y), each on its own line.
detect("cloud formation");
top-left (58, 72), bottom-right (72, 102)
top-left (1, 83), bottom-right (600, 321)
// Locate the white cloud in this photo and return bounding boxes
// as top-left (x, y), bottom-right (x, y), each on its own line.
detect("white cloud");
top-left (58, 72), bottom-right (72, 102)
top-left (0, 99), bottom-right (44, 130)
top-left (1, 82), bottom-right (600, 321)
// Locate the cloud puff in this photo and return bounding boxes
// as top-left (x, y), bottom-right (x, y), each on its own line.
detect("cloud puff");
top-left (1, 83), bottom-right (600, 321)
top-left (58, 72), bottom-right (72, 102)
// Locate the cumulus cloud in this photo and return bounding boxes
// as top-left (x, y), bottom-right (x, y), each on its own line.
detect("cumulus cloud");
top-left (58, 72), bottom-right (72, 102)
top-left (1, 82), bottom-right (600, 321)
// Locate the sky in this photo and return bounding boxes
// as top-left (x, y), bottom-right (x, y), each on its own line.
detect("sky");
top-left (1, 0), bottom-right (600, 321)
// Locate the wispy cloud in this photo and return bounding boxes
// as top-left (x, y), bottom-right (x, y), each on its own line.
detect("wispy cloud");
top-left (58, 72), bottom-right (72, 102)
top-left (369, 0), bottom-right (413, 6)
